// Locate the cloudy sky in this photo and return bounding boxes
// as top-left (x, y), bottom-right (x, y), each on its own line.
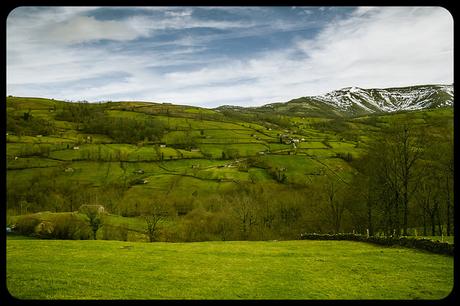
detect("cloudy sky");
top-left (7, 6), bottom-right (453, 107)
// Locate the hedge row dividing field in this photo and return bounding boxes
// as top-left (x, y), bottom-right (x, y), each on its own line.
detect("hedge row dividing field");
top-left (300, 233), bottom-right (454, 255)
top-left (6, 237), bottom-right (453, 300)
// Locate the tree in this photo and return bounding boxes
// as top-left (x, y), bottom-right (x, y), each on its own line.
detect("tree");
top-left (141, 200), bottom-right (169, 242)
top-left (80, 205), bottom-right (105, 240)
top-left (393, 124), bottom-right (424, 236)
top-left (231, 194), bottom-right (257, 240)
top-left (429, 130), bottom-right (454, 236)
top-left (366, 123), bottom-right (424, 236)
top-left (349, 153), bottom-right (386, 236)
top-left (416, 172), bottom-right (442, 236)
top-left (323, 179), bottom-right (345, 234)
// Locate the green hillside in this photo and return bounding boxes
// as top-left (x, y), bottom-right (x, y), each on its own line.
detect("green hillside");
top-left (6, 96), bottom-right (454, 242)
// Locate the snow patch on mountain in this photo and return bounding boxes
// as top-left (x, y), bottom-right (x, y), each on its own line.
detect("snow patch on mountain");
top-left (312, 84), bottom-right (453, 114)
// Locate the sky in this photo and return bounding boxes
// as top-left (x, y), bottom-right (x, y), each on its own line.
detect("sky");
top-left (7, 6), bottom-right (453, 108)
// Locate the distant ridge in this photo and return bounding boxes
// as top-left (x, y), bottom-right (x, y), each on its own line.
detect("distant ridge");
top-left (220, 84), bottom-right (453, 117)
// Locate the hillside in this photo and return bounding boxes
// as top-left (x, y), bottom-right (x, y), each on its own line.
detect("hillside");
top-left (6, 93), bottom-right (454, 242)
top-left (241, 84), bottom-right (453, 117)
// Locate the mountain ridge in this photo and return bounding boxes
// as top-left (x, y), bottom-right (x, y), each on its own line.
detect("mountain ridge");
top-left (219, 84), bottom-right (453, 117)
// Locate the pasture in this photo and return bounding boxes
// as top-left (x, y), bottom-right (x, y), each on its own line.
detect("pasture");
top-left (6, 237), bottom-right (453, 300)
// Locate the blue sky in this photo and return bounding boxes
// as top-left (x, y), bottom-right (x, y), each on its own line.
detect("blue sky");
top-left (7, 6), bottom-right (453, 107)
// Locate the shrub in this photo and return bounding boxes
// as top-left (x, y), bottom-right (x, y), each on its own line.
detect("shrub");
top-left (14, 215), bottom-right (41, 236)
top-left (101, 224), bottom-right (129, 241)
top-left (52, 214), bottom-right (91, 240)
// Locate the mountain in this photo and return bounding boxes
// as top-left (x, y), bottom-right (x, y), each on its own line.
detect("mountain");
top-left (238, 84), bottom-right (453, 117)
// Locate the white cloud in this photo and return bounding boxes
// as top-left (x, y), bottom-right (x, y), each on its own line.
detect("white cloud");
top-left (164, 9), bottom-right (193, 17)
top-left (7, 7), bottom-right (454, 107)
top-left (46, 16), bottom-right (148, 44)
top-left (296, 6), bottom-right (453, 90)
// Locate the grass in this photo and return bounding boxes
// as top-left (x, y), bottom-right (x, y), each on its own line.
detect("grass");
top-left (6, 237), bottom-right (453, 300)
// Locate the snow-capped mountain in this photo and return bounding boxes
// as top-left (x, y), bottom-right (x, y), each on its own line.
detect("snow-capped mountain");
top-left (254, 84), bottom-right (453, 117)
top-left (314, 84), bottom-right (453, 113)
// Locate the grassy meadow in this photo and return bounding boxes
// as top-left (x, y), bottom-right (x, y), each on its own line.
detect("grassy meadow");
top-left (7, 237), bottom-right (453, 300)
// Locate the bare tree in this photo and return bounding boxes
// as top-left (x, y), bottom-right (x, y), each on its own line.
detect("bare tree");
top-left (233, 195), bottom-right (257, 240)
top-left (324, 179), bottom-right (345, 234)
top-left (141, 201), bottom-right (169, 242)
top-left (368, 124), bottom-right (424, 236)
top-left (393, 124), bottom-right (424, 236)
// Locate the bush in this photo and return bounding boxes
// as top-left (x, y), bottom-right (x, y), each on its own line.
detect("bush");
top-left (101, 224), bottom-right (129, 241)
top-left (14, 215), bottom-right (41, 236)
top-left (52, 214), bottom-right (91, 240)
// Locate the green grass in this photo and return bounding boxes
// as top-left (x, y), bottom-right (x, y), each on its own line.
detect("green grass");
top-left (7, 238), bottom-right (453, 300)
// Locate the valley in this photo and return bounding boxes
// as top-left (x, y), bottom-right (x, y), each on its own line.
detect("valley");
top-left (6, 86), bottom-right (454, 242)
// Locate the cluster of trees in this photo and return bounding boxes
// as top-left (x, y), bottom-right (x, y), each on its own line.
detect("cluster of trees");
top-left (55, 102), bottom-right (166, 143)
top-left (7, 169), bottom-right (126, 217)
top-left (82, 116), bottom-right (165, 144)
top-left (7, 112), bottom-right (56, 136)
top-left (347, 123), bottom-right (454, 237)
top-left (54, 101), bottom-right (105, 125)
top-left (125, 185), bottom-right (327, 242)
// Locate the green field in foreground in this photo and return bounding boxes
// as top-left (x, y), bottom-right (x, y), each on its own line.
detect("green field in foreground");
top-left (7, 238), bottom-right (453, 300)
